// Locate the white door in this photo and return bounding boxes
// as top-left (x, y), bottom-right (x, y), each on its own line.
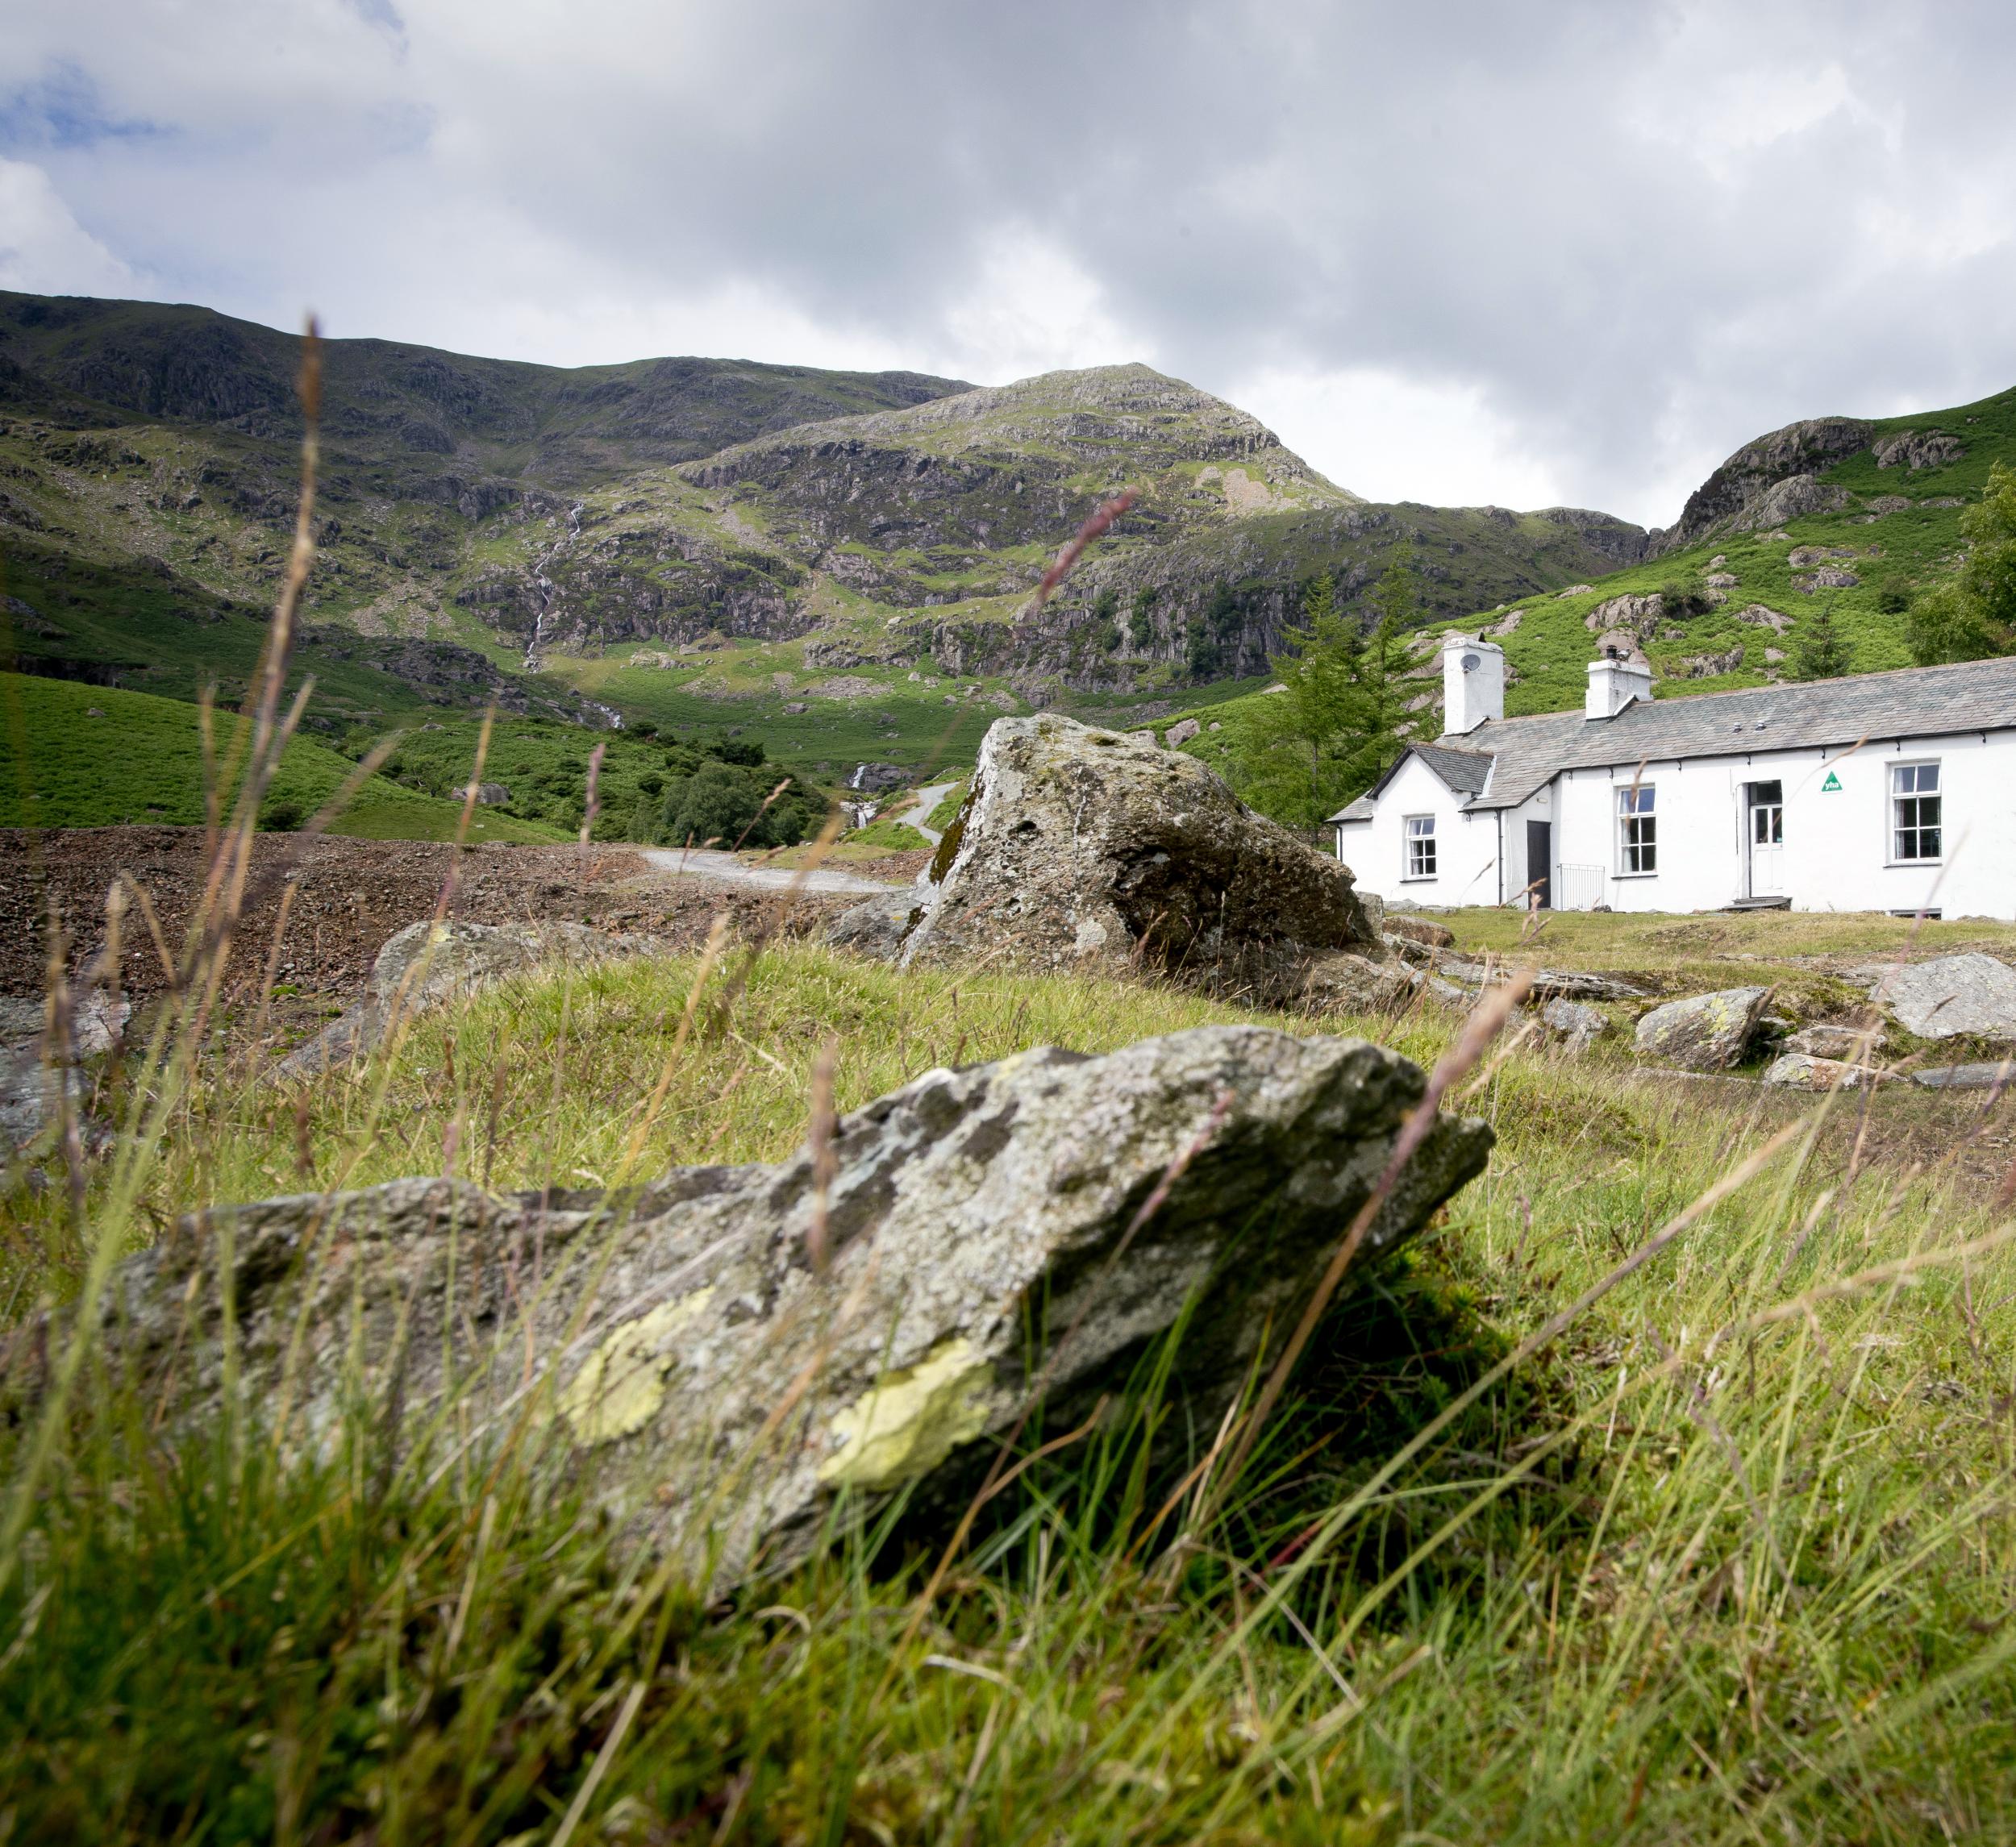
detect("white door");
top-left (1747, 780), bottom-right (1784, 896)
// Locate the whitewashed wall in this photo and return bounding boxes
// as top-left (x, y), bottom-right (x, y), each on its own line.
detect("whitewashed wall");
top-left (1336, 755), bottom-right (1502, 907)
top-left (1548, 731), bottom-right (2016, 917)
top-left (1336, 728), bottom-right (2016, 918)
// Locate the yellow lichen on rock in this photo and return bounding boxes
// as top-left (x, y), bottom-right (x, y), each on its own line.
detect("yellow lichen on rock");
top-left (818, 1337), bottom-right (995, 1491)
top-left (559, 1289), bottom-right (714, 1446)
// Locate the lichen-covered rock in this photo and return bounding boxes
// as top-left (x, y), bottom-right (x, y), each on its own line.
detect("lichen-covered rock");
top-left (101, 1025), bottom-right (1490, 1583)
top-left (1634, 988), bottom-right (1770, 1071)
top-left (277, 919), bottom-right (658, 1076)
top-left (2, 992), bottom-right (128, 1154)
top-left (1868, 955), bottom-right (2016, 1041)
top-left (898, 715), bottom-right (1377, 991)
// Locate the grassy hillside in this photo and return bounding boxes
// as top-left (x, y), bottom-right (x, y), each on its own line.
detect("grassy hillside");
top-left (0, 672), bottom-right (564, 839)
top-left (0, 295), bottom-right (1644, 754)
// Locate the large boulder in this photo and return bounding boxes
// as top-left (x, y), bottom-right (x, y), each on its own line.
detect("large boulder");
top-left (277, 919), bottom-right (657, 1077)
top-left (896, 716), bottom-right (1376, 990)
top-left (823, 884), bottom-right (926, 962)
top-left (1635, 988), bottom-right (1770, 1071)
top-left (101, 1025), bottom-right (1490, 1584)
top-left (1868, 955), bottom-right (2016, 1041)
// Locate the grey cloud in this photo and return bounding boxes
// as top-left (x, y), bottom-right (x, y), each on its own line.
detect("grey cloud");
top-left (4, 0), bottom-right (2015, 524)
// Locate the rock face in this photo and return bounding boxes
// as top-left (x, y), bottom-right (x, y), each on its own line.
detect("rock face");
top-left (104, 1025), bottom-right (1492, 1583)
top-left (1656, 416), bottom-right (1872, 555)
top-left (277, 920), bottom-right (656, 1077)
top-left (895, 716), bottom-right (1376, 989)
top-left (1873, 431), bottom-right (1964, 472)
top-left (1634, 988), bottom-right (1770, 1071)
top-left (1870, 955), bottom-right (2016, 1040)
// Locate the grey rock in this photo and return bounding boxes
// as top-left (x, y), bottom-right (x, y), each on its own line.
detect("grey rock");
top-left (1385, 913), bottom-right (1456, 950)
top-left (1913, 1061), bottom-right (2016, 1092)
top-left (825, 884), bottom-right (926, 962)
top-left (101, 1025), bottom-right (1492, 1583)
top-left (1737, 474), bottom-right (1850, 531)
top-left (1585, 593), bottom-right (1665, 641)
top-left (1162, 718), bottom-right (1201, 750)
top-left (1733, 603), bottom-right (1793, 633)
top-left (1874, 431), bottom-right (1964, 472)
top-left (846, 763), bottom-right (910, 793)
top-left (1300, 951), bottom-right (1413, 1013)
top-left (475, 783), bottom-right (512, 806)
top-left (1541, 999), bottom-right (1606, 1054)
top-left (277, 920), bottom-right (657, 1078)
top-left (1436, 959), bottom-right (1645, 1003)
top-left (1797, 568), bottom-right (1860, 593)
top-left (1764, 1053), bottom-right (1894, 1091)
top-left (1869, 954), bottom-right (2016, 1040)
top-left (899, 715), bottom-right (1376, 992)
top-left (2, 992), bottom-right (130, 1154)
top-left (1783, 1021), bottom-right (1876, 1060)
top-left (1635, 988), bottom-right (1770, 1071)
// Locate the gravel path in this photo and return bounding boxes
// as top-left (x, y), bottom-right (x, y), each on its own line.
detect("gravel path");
top-left (889, 780), bottom-right (960, 848)
top-left (637, 847), bottom-right (898, 895)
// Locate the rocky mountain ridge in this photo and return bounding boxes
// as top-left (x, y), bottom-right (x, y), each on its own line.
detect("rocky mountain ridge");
top-left (0, 293), bottom-right (1647, 722)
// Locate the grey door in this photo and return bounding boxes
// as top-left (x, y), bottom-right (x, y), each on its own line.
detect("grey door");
top-left (1526, 820), bottom-right (1552, 908)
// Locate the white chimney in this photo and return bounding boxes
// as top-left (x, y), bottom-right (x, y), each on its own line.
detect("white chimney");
top-left (1585, 645), bottom-right (1653, 720)
top-left (1440, 633), bottom-right (1505, 734)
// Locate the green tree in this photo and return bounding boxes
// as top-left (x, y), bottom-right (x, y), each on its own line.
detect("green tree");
top-left (1235, 566), bottom-right (1412, 834)
top-left (1793, 598), bottom-right (1850, 680)
top-left (1906, 460), bottom-right (2016, 664)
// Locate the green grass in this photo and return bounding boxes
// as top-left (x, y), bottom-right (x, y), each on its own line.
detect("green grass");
top-left (0, 671), bottom-right (563, 841)
top-left (7, 924), bottom-right (2016, 1841)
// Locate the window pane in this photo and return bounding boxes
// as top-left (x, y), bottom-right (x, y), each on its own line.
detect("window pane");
top-left (1921, 763), bottom-right (1939, 791)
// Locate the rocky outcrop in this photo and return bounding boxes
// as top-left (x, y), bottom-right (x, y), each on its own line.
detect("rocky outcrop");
top-left (1385, 914), bottom-right (1455, 950)
top-left (277, 920), bottom-right (657, 1077)
top-left (1656, 417), bottom-right (1873, 555)
top-left (1635, 988), bottom-right (1770, 1071)
top-left (1868, 955), bottom-right (2016, 1041)
top-left (101, 1025), bottom-right (1493, 1583)
top-left (896, 716), bottom-right (1376, 992)
top-left (1873, 431), bottom-right (1964, 472)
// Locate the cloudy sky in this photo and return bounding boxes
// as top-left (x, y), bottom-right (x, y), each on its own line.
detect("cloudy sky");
top-left (2, 0), bottom-right (2013, 528)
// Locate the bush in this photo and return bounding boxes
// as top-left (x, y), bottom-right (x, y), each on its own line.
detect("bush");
top-left (707, 736), bottom-right (765, 768)
top-left (257, 795), bottom-right (303, 831)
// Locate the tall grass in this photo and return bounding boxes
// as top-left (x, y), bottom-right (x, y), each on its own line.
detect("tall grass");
top-left (4, 357), bottom-right (2015, 1839)
top-left (6, 924), bottom-right (2016, 1841)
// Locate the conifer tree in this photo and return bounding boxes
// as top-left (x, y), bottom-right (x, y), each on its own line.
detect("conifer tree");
top-left (1793, 597), bottom-right (1849, 680)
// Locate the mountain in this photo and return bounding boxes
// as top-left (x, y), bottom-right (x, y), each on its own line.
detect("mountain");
top-left (0, 293), bottom-right (1643, 746)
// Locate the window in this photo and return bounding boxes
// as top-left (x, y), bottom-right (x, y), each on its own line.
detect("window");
top-left (1750, 780), bottom-right (1783, 846)
top-left (1617, 784), bottom-right (1657, 874)
top-left (1892, 762), bottom-right (1942, 861)
top-left (1405, 814), bottom-right (1437, 879)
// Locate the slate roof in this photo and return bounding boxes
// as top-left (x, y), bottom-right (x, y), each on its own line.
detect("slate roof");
top-left (1329, 656), bottom-right (2016, 822)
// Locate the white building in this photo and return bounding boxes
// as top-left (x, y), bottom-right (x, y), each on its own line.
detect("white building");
top-left (1330, 634), bottom-right (2016, 919)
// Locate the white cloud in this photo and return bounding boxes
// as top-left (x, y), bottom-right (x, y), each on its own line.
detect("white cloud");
top-left (1, 0), bottom-right (2014, 529)
top-left (0, 157), bottom-right (138, 296)
top-left (1230, 366), bottom-right (1571, 514)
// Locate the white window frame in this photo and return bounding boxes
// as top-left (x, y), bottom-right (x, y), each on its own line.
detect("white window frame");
top-left (1615, 783), bottom-right (1657, 876)
top-left (1403, 813), bottom-right (1438, 880)
top-left (1889, 759), bottom-right (1943, 865)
